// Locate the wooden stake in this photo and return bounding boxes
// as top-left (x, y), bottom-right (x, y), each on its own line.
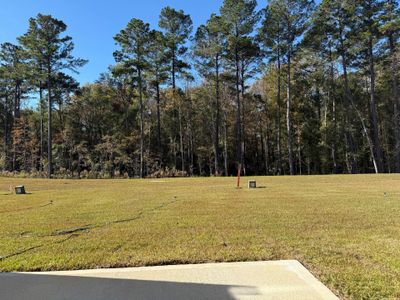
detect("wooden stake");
top-left (237, 163), bottom-right (241, 188)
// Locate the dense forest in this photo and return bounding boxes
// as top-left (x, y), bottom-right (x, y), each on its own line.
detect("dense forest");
top-left (1, 0), bottom-right (399, 178)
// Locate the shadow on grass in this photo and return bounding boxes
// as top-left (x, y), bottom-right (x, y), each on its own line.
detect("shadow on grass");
top-left (0, 272), bottom-right (259, 300)
top-left (2, 192), bottom-right (33, 196)
top-left (236, 186), bottom-right (267, 189)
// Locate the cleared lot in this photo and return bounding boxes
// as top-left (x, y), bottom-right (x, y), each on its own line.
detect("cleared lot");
top-left (1, 175), bottom-right (400, 299)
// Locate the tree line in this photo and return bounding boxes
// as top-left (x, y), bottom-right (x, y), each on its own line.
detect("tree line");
top-left (1, 0), bottom-right (399, 178)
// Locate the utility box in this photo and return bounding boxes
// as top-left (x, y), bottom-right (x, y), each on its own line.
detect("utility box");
top-left (248, 180), bottom-right (257, 189)
top-left (15, 186), bottom-right (26, 195)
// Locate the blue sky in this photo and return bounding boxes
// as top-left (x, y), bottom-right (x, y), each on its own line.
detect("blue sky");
top-left (1, 0), bottom-right (264, 85)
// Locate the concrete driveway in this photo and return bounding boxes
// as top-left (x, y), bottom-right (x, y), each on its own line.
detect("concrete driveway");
top-left (0, 260), bottom-right (338, 300)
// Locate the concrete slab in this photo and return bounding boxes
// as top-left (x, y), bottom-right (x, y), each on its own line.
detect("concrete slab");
top-left (0, 260), bottom-right (338, 300)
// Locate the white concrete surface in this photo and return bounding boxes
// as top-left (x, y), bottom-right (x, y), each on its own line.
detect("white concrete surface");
top-left (0, 260), bottom-right (339, 300)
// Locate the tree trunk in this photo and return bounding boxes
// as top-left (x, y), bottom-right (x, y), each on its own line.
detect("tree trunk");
top-left (224, 116), bottom-right (228, 176)
top-left (368, 35), bottom-right (384, 173)
top-left (287, 48), bottom-right (295, 175)
top-left (39, 83), bottom-right (44, 172)
top-left (328, 45), bottom-right (338, 173)
top-left (235, 36), bottom-right (242, 174)
top-left (156, 82), bottom-right (162, 163)
top-left (263, 129), bottom-right (269, 175)
top-left (339, 31), bottom-right (358, 174)
top-left (47, 69), bottom-right (52, 178)
top-left (214, 55), bottom-right (220, 175)
top-left (276, 51), bottom-right (283, 175)
top-left (172, 46), bottom-right (176, 91)
top-left (240, 61), bottom-right (246, 176)
top-left (263, 99), bottom-right (270, 175)
top-left (179, 105), bottom-right (184, 172)
top-left (138, 69), bottom-right (144, 178)
top-left (3, 95), bottom-right (10, 171)
top-left (12, 82), bottom-right (21, 171)
top-left (331, 89), bottom-right (338, 173)
top-left (190, 126), bottom-right (194, 175)
top-left (297, 128), bottom-right (302, 175)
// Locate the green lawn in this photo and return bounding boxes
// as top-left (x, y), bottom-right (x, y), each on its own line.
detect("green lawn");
top-left (1, 175), bottom-right (400, 299)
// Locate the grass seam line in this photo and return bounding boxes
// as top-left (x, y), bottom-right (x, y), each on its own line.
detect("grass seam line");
top-left (1, 198), bottom-right (180, 262)
top-left (0, 201), bottom-right (53, 214)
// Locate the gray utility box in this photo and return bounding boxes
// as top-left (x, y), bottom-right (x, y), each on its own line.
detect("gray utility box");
top-left (15, 186), bottom-right (26, 195)
top-left (248, 180), bottom-right (257, 189)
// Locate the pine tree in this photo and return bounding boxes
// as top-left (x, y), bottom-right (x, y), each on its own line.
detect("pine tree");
top-left (19, 14), bottom-right (86, 178)
top-left (258, 4), bottom-right (286, 174)
top-left (220, 0), bottom-right (259, 175)
top-left (114, 18), bottom-right (152, 178)
top-left (159, 7), bottom-right (192, 171)
top-left (147, 30), bottom-right (169, 163)
top-left (194, 14), bottom-right (225, 175)
top-left (354, 0), bottom-right (385, 173)
top-left (264, 0), bottom-right (315, 175)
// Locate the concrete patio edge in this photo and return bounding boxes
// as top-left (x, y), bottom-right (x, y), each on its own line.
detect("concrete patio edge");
top-left (0, 260), bottom-right (339, 300)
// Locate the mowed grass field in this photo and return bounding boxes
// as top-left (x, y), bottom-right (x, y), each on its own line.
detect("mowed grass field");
top-left (0, 175), bottom-right (400, 299)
